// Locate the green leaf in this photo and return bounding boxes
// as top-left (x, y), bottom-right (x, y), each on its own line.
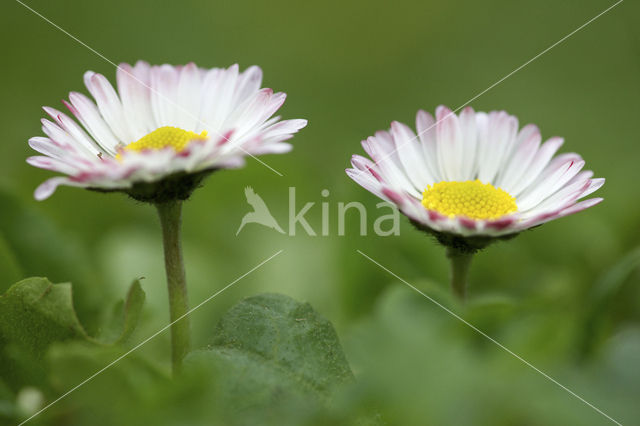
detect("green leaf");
top-left (0, 277), bottom-right (145, 391)
top-left (213, 293), bottom-right (353, 393)
top-left (0, 277), bottom-right (87, 391)
top-left (187, 293), bottom-right (353, 420)
top-left (0, 277), bottom-right (88, 354)
top-left (96, 279), bottom-right (146, 345)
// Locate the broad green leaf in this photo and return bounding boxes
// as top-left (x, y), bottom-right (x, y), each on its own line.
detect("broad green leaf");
top-left (0, 277), bottom-right (88, 355)
top-left (0, 277), bottom-right (145, 392)
top-left (187, 293), bottom-right (353, 421)
top-left (212, 292), bottom-right (353, 394)
top-left (0, 277), bottom-right (87, 391)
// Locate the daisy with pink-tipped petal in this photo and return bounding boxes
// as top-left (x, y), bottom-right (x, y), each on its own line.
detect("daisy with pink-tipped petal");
top-left (26, 61), bottom-right (306, 374)
top-left (28, 61), bottom-right (306, 202)
top-left (346, 106), bottom-right (603, 299)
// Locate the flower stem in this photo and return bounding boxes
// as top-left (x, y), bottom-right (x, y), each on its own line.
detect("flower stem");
top-left (446, 247), bottom-right (474, 301)
top-left (156, 200), bottom-right (190, 375)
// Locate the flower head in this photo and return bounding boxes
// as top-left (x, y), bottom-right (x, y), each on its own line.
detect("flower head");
top-left (347, 106), bottom-right (603, 251)
top-left (28, 61), bottom-right (307, 202)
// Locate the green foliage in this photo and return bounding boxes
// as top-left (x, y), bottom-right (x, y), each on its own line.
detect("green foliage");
top-left (10, 284), bottom-right (637, 426)
top-left (208, 293), bottom-right (353, 393)
top-left (13, 293), bottom-right (356, 426)
top-left (96, 280), bottom-right (146, 345)
top-left (0, 284), bottom-right (359, 426)
top-left (0, 278), bottom-right (87, 349)
top-left (0, 277), bottom-right (145, 424)
top-left (0, 191), bottom-right (107, 334)
top-left (186, 293), bottom-right (354, 425)
top-left (45, 342), bottom-right (168, 425)
top-left (0, 278), bottom-right (88, 392)
top-left (339, 285), bottom-right (639, 425)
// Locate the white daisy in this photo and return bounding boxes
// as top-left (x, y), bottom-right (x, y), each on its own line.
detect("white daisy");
top-left (28, 61), bottom-right (307, 201)
top-left (347, 105), bottom-right (604, 250)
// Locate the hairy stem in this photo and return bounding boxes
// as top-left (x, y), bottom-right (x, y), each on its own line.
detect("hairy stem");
top-left (156, 200), bottom-right (190, 375)
top-left (446, 247), bottom-right (474, 301)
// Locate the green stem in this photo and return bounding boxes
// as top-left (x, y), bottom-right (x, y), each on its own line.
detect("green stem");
top-left (446, 247), bottom-right (474, 301)
top-left (156, 200), bottom-right (190, 375)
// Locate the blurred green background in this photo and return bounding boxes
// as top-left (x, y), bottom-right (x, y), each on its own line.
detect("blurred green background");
top-left (1, 0), bottom-right (639, 424)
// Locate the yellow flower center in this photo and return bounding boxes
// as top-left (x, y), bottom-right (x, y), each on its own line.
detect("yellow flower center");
top-left (117, 126), bottom-right (208, 158)
top-left (421, 179), bottom-right (517, 220)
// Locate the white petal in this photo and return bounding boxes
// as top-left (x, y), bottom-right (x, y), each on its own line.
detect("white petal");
top-left (201, 64), bottom-right (239, 130)
top-left (231, 66), bottom-right (263, 110)
top-left (458, 106), bottom-right (477, 181)
top-left (84, 71), bottom-right (133, 142)
top-left (363, 135), bottom-right (419, 197)
top-left (116, 62), bottom-right (155, 138)
top-left (519, 170), bottom-right (592, 216)
top-left (34, 177), bottom-right (85, 200)
top-left (497, 124), bottom-right (541, 191)
top-left (391, 121), bottom-right (433, 189)
top-left (27, 156), bottom-right (81, 175)
top-left (346, 168), bottom-right (386, 200)
top-left (581, 177), bottom-right (605, 198)
top-left (435, 105), bottom-right (463, 181)
top-left (516, 157), bottom-right (584, 211)
top-left (477, 111), bottom-right (518, 183)
top-left (68, 92), bottom-right (120, 154)
top-left (175, 62), bottom-right (203, 130)
top-left (509, 137), bottom-right (564, 196)
top-left (29, 137), bottom-right (70, 159)
top-left (416, 109), bottom-right (440, 182)
top-left (150, 64), bottom-right (180, 127)
top-left (43, 106), bottom-right (100, 157)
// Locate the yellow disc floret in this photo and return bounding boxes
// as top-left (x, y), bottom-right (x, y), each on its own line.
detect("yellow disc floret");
top-left (117, 126), bottom-right (208, 159)
top-left (421, 179), bottom-right (517, 220)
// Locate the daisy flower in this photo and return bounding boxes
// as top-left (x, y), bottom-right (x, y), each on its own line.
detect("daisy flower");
top-left (28, 61), bottom-right (307, 202)
top-left (346, 106), bottom-right (603, 298)
top-left (26, 61), bottom-right (306, 373)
